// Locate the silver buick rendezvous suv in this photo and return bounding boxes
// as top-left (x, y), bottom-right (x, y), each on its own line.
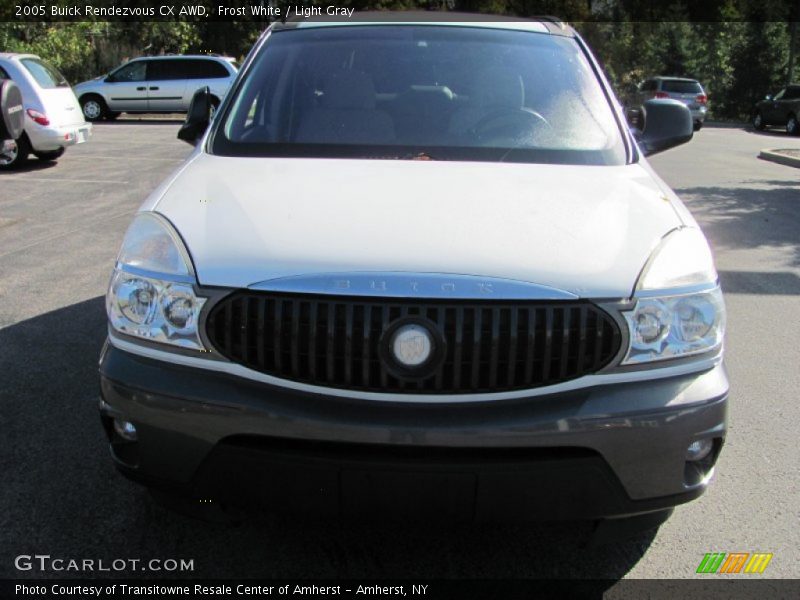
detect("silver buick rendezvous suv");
top-left (99, 16), bottom-right (727, 537)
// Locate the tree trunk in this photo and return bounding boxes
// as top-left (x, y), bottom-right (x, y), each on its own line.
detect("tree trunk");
top-left (789, 21), bottom-right (798, 86)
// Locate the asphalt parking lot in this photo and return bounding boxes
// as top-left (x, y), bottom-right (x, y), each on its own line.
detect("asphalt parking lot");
top-left (1, 121), bottom-right (799, 583)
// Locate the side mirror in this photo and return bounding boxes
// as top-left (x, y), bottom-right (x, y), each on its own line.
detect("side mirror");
top-left (630, 99), bottom-right (693, 156)
top-left (178, 86), bottom-right (212, 146)
top-left (0, 79), bottom-right (25, 142)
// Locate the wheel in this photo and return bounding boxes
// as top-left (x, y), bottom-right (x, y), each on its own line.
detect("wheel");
top-left (34, 147), bottom-right (65, 162)
top-left (693, 121), bottom-right (703, 131)
top-left (787, 114), bottom-right (799, 136)
top-left (0, 132), bottom-right (30, 169)
top-left (752, 111), bottom-right (765, 131)
top-left (80, 95), bottom-right (107, 122)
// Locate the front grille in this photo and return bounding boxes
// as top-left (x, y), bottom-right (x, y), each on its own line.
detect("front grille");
top-left (205, 293), bottom-right (622, 394)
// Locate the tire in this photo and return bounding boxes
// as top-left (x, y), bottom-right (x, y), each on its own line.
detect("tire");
top-left (80, 95), bottom-right (107, 122)
top-left (0, 132), bottom-right (30, 170)
top-left (787, 114), bottom-right (799, 136)
top-left (693, 121), bottom-right (703, 131)
top-left (752, 111), bottom-right (765, 131)
top-left (34, 147), bottom-right (65, 162)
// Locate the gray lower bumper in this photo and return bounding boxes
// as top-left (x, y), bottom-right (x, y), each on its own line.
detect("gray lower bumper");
top-left (98, 342), bottom-right (727, 519)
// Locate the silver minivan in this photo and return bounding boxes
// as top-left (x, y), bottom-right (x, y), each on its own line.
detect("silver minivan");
top-left (73, 55), bottom-right (238, 121)
top-left (638, 77), bottom-right (708, 130)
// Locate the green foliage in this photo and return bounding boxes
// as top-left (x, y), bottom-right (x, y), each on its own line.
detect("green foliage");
top-left (0, 23), bottom-right (95, 82)
top-left (578, 19), bottom-right (796, 119)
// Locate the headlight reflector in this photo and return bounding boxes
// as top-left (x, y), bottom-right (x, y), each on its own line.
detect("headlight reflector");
top-left (117, 277), bottom-right (158, 325)
top-left (108, 271), bottom-right (206, 349)
top-left (623, 287), bottom-right (725, 364)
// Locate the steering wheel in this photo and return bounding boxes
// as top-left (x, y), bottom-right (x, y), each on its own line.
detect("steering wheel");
top-left (471, 108), bottom-right (551, 145)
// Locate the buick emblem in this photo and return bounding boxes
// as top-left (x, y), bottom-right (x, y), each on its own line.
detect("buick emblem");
top-left (391, 324), bottom-right (433, 367)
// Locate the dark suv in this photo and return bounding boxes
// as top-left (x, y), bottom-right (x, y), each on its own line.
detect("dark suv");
top-left (753, 85), bottom-right (800, 135)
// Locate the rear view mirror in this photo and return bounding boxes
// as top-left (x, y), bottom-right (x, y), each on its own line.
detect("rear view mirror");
top-left (178, 86), bottom-right (212, 146)
top-left (630, 99), bottom-right (693, 156)
top-left (0, 78), bottom-right (25, 142)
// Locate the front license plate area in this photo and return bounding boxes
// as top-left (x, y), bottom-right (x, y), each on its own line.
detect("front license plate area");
top-left (342, 470), bottom-right (477, 521)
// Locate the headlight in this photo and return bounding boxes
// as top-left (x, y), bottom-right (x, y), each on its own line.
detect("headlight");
top-left (623, 228), bottom-right (725, 365)
top-left (107, 213), bottom-right (206, 350)
top-left (622, 287), bottom-right (725, 364)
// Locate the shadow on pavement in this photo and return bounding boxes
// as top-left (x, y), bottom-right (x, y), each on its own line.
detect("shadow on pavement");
top-left (0, 297), bottom-right (656, 581)
top-left (719, 270), bottom-right (800, 295)
top-left (676, 183), bottom-right (800, 270)
top-left (113, 117), bottom-right (185, 125)
top-left (0, 158), bottom-right (58, 174)
top-left (744, 127), bottom-right (794, 138)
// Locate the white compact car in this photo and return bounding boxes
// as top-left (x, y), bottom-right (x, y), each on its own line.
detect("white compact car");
top-left (100, 17), bottom-right (727, 538)
top-left (0, 53), bottom-right (91, 169)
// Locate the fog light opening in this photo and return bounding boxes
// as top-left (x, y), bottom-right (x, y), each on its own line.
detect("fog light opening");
top-left (113, 419), bottom-right (138, 442)
top-left (684, 437), bottom-right (723, 487)
top-left (686, 438), bottom-right (714, 462)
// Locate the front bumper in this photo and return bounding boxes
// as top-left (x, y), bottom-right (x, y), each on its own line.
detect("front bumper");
top-left (99, 342), bottom-right (728, 521)
top-left (26, 121), bottom-right (91, 152)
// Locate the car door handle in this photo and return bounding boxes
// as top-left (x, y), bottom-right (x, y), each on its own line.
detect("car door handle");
top-left (136, 86), bottom-right (146, 91)
top-left (149, 86), bottom-right (159, 91)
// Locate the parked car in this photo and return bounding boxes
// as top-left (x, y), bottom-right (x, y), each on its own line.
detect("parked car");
top-left (637, 76), bottom-right (708, 130)
top-left (752, 84), bottom-right (800, 135)
top-left (0, 53), bottom-right (91, 169)
top-left (73, 55), bottom-right (238, 121)
top-left (100, 18), bottom-right (725, 539)
top-left (0, 78), bottom-right (24, 162)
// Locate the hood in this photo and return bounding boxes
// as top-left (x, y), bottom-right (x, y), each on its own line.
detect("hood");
top-left (73, 77), bottom-right (102, 92)
top-left (152, 155), bottom-right (684, 298)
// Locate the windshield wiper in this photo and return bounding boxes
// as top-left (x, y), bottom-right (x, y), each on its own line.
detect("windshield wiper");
top-left (358, 151), bottom-right (440, 161)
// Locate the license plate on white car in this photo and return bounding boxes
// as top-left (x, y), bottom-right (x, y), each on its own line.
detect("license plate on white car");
top-left (76, 128), bottom-right (89, 144)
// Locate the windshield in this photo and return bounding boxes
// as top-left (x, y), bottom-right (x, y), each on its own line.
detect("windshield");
top-left (212, 25), bottom-right (626, 165)
top-left (21, 58), bottom-right (69, 88)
